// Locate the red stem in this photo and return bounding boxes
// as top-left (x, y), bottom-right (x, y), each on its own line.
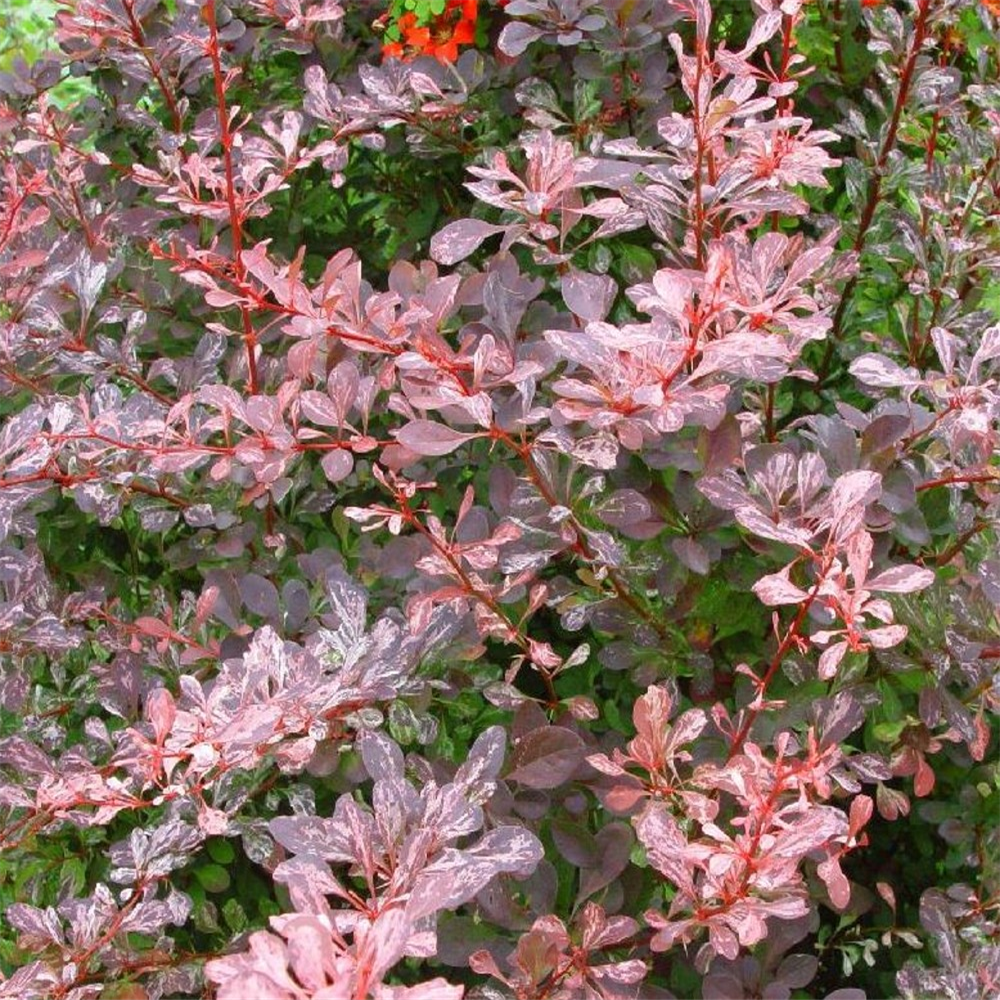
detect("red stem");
top-left (204, 0), bottom-right (260, 394)
top-left (917, 472), bottom-right (999, 491)
top-left (122, 0), bottom-right (183, 132)
top-left (728, 553), bottom-right (834, 758)
top-left (692, 30), bottom-right (708, 270)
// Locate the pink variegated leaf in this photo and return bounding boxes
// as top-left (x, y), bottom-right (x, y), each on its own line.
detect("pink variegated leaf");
top-left (407, 826), bottom-right (543, 921)
top-left (662, 708), bottom-right (710, 763)
top-left (753, 568), bottom-right (809, 606)
top-left (769, 806), bottom-right (848, 861)
top-left (145, 687), bottom-right (176, 744)
top-left (632, 804), bottom-right (696, 898)
top-left (271, 854), bottom-right (348, 913)
top-left (359, 907), bottom-right (411, 986)
top-left (578, 902), bottom-right (639, 950)
top-left (320, 448), bottom-right (353, 483)
top-left (631, 684), bottom-right (672, 745)
top-left (849, 354), bottom-right (921, 389)
top-left (206, 929), bottom-right (304, 1000)
top-left (866, 624), bottom-right (908, 649)
top-left (299, 389), bottom-right (342, 427)
top-left (827, 471), bottom-right (882, 525)
top-left (374, 979), bottom-right (465, 1000)
top-left (569, 433), bottom-right (620, 470)
top-left (359, 728), bottom-right (405, 784)
top-left (817, 856), bottom-right (851, 910)
top-left (735, 506), bottom-right (813, 547)
top-left (846, 529), bottom-right (874, 589)
top-left (561, 268), bottom-right (617, 322)
top-left (6, 904), bottom-right (64, 950)
top-left (454, 725), bottom-right (506, 788)
top-left (590, 958), bottom-right (649, 987)
top-left (817, 640), bottom-right (848, 680)
top-left (866, 564), bottom-right (936, 593)
top-left (585, 753), bottom-right (627, 777)
top-left (430, 219), bottom-right (507, 265)
top-left (394, 420), bottom-right (482, 457)
top-left (281, 914), bottom-right (340, 993)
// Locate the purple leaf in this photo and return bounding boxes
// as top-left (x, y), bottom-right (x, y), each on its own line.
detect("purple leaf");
top-left (498, 21), bottom-right (547, 57)
top-left (507, 727), bottom-right (587, 789)
top-left (240, 573), bottom-right (280, 619)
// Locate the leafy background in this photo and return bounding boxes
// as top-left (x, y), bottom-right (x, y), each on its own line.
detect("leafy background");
top-left (0, 2), bottom-right (998, 999)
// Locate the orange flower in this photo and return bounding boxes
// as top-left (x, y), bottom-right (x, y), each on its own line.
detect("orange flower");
top-left (382, 0), bottom-right (479, 64)
top-left (984, 0), bottom-right (1000, 15)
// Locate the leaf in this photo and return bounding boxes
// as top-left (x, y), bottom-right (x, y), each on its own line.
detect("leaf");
top-left (570, 433), bottom-right (620, 470)
top-left (507, 727), bottom-right (586, 789)
top-left (382, 979), bottom-right (465, 1000)
top-left (849, 354), bottom-right (920, 389)
top-left (776, 954), bottom-right (819, 990)
top-left (394, 420), bottom-right (481, 457)
top-left (817, 857), bottom-right (850, 910)
top-left (454, 726), bottom-right (506, 788)
top-left (498, 21), bottom-right (547, 57)
top-left (827, 471), bottom-right (881, 524)
top-left (430, 219), bottom-right (506, 265)
top-left (270, 813), bottom-right (358, 863)
top-left (6, 904), bottom-right (63, 948)
top-left (146, 687), bottom-right (176, 744)
top-left (734, 506), bottom-right (812, 547)
top-left (919, 889), bottom-right (960, 971)
top-left (240, 573), bottom-right (280, 619)
top-left (299, 390), bottom-right (342, 427)
top-left (818, 641), bottom-right (848, 680)
top-left (577, 822), bottom-right (634, 902)
top-left (134, 617), bottom-right (172, 638)
top-left (633, 804), bottom-right (695, 897)
top-left (407, 827), bottom-right (544, 921)
top-left (672, 537), bottom-right (710, 575)
top-left (770, 806), bottom-right (847, 860)
top-left (561, 269), bottom-right (617, 322)
top-left (194, 863), bottom-right (231, 893)
top-left (866, 564), bottom-right (935, 593)
top-left (753, 568), bottom-right (808, 606)
top-left (321, 448), bottom-right (354, 483)
top-left (359, 729), bottom-right (405, 784)
top-left (596, 489), bottom-right (652, 528)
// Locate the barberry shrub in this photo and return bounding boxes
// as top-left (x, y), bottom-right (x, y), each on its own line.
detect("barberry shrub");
top-left (0, 0), bottom-right (998, 997)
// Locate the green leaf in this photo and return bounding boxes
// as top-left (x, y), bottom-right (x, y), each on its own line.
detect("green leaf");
top-left (222, 898), bottom-right (249, 934)
top-left (194, 864), bottom-right (231, 894)
top-left (872, 720), bottom-right (907, 744)
top-left (206, 839), bottom-right (236, 865)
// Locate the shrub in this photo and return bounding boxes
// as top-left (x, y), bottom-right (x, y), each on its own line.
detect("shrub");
top-left (0, 1), bottom-right (998, 997)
